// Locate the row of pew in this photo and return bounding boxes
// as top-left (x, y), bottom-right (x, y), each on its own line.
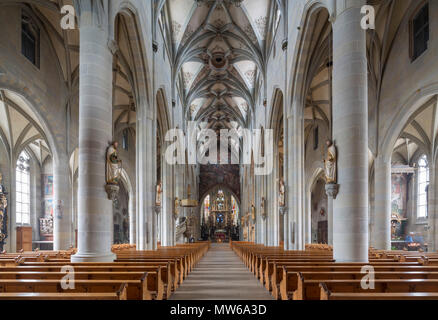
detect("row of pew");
top-left (231, 241), bottom-right (438, 300)
top-left (0, 242), bottom-right (209, 300)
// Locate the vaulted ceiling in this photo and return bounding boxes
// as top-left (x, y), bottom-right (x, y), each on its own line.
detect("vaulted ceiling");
top-left (0, 90), bottom-right (51, 165)
top-left (159, 0), bottom-right (282, 132)
top-left (392, 96), bottom-right (438, 165)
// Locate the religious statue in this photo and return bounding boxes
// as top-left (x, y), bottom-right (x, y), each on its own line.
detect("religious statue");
top-left (106, 141), bottom-right (122, 185)
top-left (174, 197), bottom-right (180, 219)
top-left (279, 178), bottom-right (285, 207)
top-left (155, 182), bottom-right (162, 206)
top-left (324, 139), bottom-right (337, 184)
top-left (0, 173), bottom-right (8, 252)
top-left (251, 204), bottom-right (256, 221)
top-left (261, 197), bottom-right (266, 220)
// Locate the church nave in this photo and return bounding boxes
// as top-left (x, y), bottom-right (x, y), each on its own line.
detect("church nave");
top-left (169, 243), bottom-right (273, 300)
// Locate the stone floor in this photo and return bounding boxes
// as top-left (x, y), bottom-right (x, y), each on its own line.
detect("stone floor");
top-left (169, 243), bottom-right (274, 300)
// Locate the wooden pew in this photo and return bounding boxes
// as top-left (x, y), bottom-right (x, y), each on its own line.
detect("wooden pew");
top-left (0, 242), bottom-right (210, 300)
top-left (269, 261), bottom-right (418, 299)
top-left (0, 266), bottom-right (165, 300)
top-left (319, 284), bottom-right (438, 300)
top-left (0, 279), bottom-right (149, 299)
top-left (0, 271), bottom-right (158, 300)
top-left (295, 278), bottom-right (438, 300)
top-left (279, 265), bottom-right (438, 300)
top-left (17, 262), bottom-right (172, 299)
top-left (0, 291), bottom-right (127, 300)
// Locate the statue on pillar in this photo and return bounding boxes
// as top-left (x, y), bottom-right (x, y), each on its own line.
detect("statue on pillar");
top-left (106, 141), bottom-right (122, 185)
top-left (174, 197), bottom-right (180, 219)
top-left (278, 178), bottom-right (285, 207)
top-left (0, 173), bottom-right (8, 252)
top-left (261, 197), bottom-right (266, 220)
top-left (155, 182), bottom-right (162, 207)
top-left (324, 139), bottom-right (337, 184)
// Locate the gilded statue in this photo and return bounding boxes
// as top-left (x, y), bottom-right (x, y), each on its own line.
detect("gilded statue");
top-left (106, 141), bottom-right (122, 185)
top-left (324, 140), bottom-right (337, 184)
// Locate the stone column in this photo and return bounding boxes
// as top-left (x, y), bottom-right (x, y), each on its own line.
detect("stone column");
top-left (325, 184), bottom-right (339, 246)
top-left (129, 190), bottom-right (136, 245)
top-left (136, 112), bottom-right (156, 250)
top-left (53, 155), bottom-right (72, 250)
top-left (160, 156), bottom-right (174, 246)
top-left (371, 156), bottom-right (391, 250)
top-left (254, 176), bottom-right (262, 244)
top-left (332, 0), bottom-right (369, 262)
top-left (175, 164), bottom-right (184, 244)
top-left (285, 115), bottom-right (294, 250)
top-left (280, 207), bottom-right (288, 249)
top-left (4, 163), bottom-right (15, 253)
top-left (288, 101), bottom-right (305, 250)
top-left (71, 3), bottom-right (115, 262)
top-left (267, 171), bottom-right (279, 246)
top-left (428, 161), bottom-right (437, 251)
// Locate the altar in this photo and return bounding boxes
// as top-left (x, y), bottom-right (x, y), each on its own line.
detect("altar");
top-left (214, 229), bottom-right (227, 243)
top-left (200, 188), bottom-right (240, 242)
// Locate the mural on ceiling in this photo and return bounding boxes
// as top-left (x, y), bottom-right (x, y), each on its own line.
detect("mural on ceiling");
top-left (199, 164), bottom-right (240, 202)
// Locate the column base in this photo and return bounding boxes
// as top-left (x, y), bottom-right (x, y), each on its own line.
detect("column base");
top-left (71, 252), bottom-right (116, 262)
top-left (334, 258), bottom-right (369, 263)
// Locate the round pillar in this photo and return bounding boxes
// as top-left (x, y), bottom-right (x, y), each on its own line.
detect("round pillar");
top-left (332, 1), bottom-right (369, 262)
top-left (71, 8), bottom-right (115, 262)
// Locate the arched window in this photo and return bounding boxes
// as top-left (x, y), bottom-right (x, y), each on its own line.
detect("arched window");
top-left (203, 195), bottom-right (210, 222)
top-left (21, 11), bottom-right (40, 67)
top-left (16, 151), bottom-right (31, 225)
top-left (417, 154), bottom-right (429, 219)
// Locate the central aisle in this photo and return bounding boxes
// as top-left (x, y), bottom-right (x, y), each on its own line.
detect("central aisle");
top-left (169, 243), bottom-right (273, 300)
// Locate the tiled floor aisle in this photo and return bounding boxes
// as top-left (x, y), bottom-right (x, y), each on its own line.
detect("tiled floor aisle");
top-left (169, 243), bottom-right (274, 300)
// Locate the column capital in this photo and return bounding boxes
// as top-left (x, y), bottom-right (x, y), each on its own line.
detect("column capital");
top-left (279, 206), bottom-right (288, 216)
top-left (333, 0), bottom-right (366, 18)
top-left (75, 0), bottom-right (109, 29)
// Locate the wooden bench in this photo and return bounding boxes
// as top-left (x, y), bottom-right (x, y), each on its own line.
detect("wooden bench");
top-left (0, 284), bottom-right (127, 300)
top-left (0, 242), bottom-right (210, 300)
top-left (17, 262), bottom-right (172, 298)
top-left (295, 278), bottom-right (438, 300)
top-left (0, 279), bottom-right (149, 299)
top-left (279, 265), bottom-right (438, 300)
top-left (320, 284), bottom-right (438, 300)
top-left (0, 266), bottom-right (165, 300)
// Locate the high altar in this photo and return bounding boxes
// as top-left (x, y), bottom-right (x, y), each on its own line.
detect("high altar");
top-left (201, 188), bottom-right (240, 242)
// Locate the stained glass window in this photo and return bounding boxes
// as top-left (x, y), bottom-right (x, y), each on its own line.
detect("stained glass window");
top-left (203, 195), bottom-right (210, 222)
